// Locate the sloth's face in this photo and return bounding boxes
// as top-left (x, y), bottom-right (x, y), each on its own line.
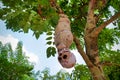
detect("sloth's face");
top-left (58, 51), bottom-right (76, 68)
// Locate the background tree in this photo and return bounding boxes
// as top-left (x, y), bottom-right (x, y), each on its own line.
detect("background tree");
top-left (0, 41), bottom-right (34, 80)
top-left (34, 68), bottom-right (71, 80)
top-left (0, 0), bottom-right (120, 80)
top-left (100, 50), bottom-right (120, 80)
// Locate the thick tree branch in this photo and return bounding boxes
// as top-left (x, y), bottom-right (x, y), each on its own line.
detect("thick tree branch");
top-left (85, 0), bottom-right (97, 34)
top-left (93, 12), bottom-right (120, 35)
top-left (73, 35), bottom-right (93, 67)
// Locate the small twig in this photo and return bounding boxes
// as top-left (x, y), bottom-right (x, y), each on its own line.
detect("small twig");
top-left (37, 5), bottom-right (42, 16)
top-left (37, 5), bottom-right (46, 19)
top-left (101, 61), bottom-right (120, 67)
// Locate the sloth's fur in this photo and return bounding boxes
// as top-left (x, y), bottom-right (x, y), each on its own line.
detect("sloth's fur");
top-left (54, 14), bottom-right (73, 51)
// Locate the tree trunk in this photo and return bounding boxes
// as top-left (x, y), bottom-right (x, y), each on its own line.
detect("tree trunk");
top-left (84, 0), bottom-right (106, 79)
top-left (84, 35), bottom-right (106, 80)
top-left (89, 65), bottom-right (106, 80)
top-left (74, 34), bottom-right (106, 80)
top-left (84, 32), bottom-right (106, 80)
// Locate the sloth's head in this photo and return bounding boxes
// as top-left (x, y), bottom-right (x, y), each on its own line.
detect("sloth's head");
top-left (58, 49), bottom-right (76, 68)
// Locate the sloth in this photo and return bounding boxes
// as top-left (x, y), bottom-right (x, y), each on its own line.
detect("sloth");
top-left (54, 14), bottom-right (76, 68)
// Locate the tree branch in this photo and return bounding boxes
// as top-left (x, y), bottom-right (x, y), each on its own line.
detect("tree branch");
top-left (93, 12), bottom-right (120, 35)
top-left (49, 0), bottom-right (64, 14)
top-left (37, 5), bottom-right (45, 19)
top-left (101, 61), bottom-right (120, 67)
top-left (85, 0), bottom-right (97, 34)
top-left (73, 35), bottom-right (93, 67)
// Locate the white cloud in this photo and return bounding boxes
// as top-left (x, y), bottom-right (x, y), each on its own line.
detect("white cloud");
top-left (23, 47), bottom-right (39, 64)
top-left (0, 34), bottom-right (39, 64)
top-left (0, 34), bottom-right (18, 50)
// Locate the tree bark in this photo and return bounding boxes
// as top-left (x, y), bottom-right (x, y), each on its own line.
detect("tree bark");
top-left (84, 0), bottom-right (106, 80)
top-left (74, 34), bottom-right (106, 80)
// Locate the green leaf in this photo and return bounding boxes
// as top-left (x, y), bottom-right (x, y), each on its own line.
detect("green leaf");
top-left (34, 32), bottom-right (40, 39)
top-left (46, 37), bottom-right (52, 40)
top-left (46, 32), bottom-right (52, 35)
top-left (46, 41), bottom-right (52, 45)
top-left (46, 47), bottom-right (56, 58)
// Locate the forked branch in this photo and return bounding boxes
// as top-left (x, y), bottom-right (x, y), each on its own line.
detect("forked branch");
top-left (93, 12), bottom-right (120, 35)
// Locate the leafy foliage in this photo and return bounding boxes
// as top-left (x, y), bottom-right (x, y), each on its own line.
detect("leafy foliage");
top-left (0, 41), bottom-right (34, 80)
top-left (36, 68), bottom-right (71, 80)
top-left (100, 50), bottom-right (120, 80)
top-left (71, 64), bottom-right (92, 80)
top-left (98, 28), bottom-right (120, 52)
top-left (0, 0), bottom-right (58, 39)
top-left (0, 0), bottom-right (120, 51)
top-left (33, 65), bottom-right (92, 80)
top-left (46, 30), bottom-right (56, 58)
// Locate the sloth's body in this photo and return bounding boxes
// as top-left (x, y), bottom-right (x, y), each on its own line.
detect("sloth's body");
top-left (54, 14), bottom-right (76, 68)
top-left (54, 14), bottom-right (73, 50)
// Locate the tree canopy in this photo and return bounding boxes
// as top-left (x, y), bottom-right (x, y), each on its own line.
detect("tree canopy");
top-left (0, 41), bottom-right (34, 80)
top-left (0, 0), bottom-right (120, 56)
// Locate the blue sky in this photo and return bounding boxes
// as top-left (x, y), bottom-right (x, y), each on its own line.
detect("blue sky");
top-left (0, 20), bottom-right (85, 75)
